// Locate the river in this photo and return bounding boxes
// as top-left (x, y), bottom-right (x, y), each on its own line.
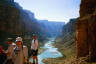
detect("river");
top-left (29, 38), bottom-right (63, 64)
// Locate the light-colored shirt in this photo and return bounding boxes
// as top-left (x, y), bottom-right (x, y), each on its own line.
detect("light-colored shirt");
top-left (7, 43), bottom-right (14, 59)
top-left (31, 39), bottom-right (38, 50)
top-left (13, 45), bottom-right (28, 64)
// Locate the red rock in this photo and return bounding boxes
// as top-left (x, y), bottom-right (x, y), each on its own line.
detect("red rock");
top-left (76, 0), bottom-right (96, 62)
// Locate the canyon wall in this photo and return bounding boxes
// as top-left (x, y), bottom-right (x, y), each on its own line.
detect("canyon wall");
top-left (76, 0), bottom-right (96, 61)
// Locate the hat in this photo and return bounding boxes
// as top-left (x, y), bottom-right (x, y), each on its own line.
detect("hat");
top-left (16, 37), bottom-right (23, 42)
top-left (12, 43), bottom-right (16, 46)
top-left (7, 38), bottom-right (13, 42)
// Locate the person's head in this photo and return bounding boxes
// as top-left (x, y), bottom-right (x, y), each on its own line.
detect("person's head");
top-left (7, 38), bottom-right (13, 45)
top-left (15, 37), bottom-right (23, 47)
top-left (33, 34), bottom-right (37, 40)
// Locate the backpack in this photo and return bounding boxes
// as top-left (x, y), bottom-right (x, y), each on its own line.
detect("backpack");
top-left (13, 46), bottom-right (21, 55)
top-left (0, 46), bottom-right (7, 64)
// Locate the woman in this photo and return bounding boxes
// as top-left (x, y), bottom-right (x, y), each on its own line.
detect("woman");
top-left (13, 37), bottom-right (28, 64)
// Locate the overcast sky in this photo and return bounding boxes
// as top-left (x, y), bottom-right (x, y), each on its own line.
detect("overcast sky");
top-left (14, 0), bottom-right (81, 22)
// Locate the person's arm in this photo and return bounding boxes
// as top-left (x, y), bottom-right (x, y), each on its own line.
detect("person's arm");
top-left (31, 40), bottom-right (34, 49)
top-left (36, 40), bottom-right (38, 47)
top-left (5, 46), bottom-right (13, 56)
top-left (35, 40), bottom-right (38, 50)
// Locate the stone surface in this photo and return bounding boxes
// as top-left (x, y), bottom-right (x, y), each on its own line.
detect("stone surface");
top-left (76, 0), bottom-right (96, 62)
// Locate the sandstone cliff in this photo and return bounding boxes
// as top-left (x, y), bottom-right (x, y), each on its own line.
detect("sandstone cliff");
top-left (76, 0), bottom-right (96, 62)
top-left (0, 0), bottom-right (42, 42)
top-left (0, 0), bottom-right (22, 41)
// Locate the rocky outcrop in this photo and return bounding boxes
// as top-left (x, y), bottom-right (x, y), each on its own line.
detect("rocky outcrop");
top-left (76, 0), bottom-right (96, 62)
top-left (80, 0), bottom-right (96, 17)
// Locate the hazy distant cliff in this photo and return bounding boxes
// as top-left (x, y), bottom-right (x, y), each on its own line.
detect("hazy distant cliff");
top-left (38, 20), bottom-right (65, 37)
top-left (62, 19), bottom-right (77, 36)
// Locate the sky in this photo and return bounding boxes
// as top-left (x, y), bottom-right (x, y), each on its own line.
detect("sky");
top-left (14, 0), bottom-right (81, 22)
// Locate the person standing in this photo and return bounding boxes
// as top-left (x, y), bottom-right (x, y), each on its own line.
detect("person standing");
top-left (6, 38), bottom-right (14, 64)
top-left (13, 37), bottom-right (28, 64)
top-left (31, 34), bottom-right (38, 64)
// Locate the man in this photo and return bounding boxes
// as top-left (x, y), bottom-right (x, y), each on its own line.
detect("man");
top-left (6, 38), bottom-right (14, 64)
top-left (31, 34), bottom-right (38, 64)
top-left (13, 37), bottom-right (28, 64)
